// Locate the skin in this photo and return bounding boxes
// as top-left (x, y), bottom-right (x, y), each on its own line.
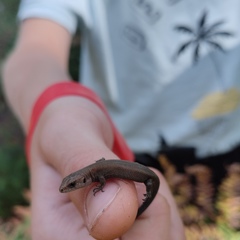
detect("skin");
top-left (2, 18), bottom-right (185, 239)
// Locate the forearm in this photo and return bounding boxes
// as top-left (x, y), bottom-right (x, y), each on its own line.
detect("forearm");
top-left (2, 19), bottom-right (72, 133)
top-left (2, 47), bottom-right (70, 132)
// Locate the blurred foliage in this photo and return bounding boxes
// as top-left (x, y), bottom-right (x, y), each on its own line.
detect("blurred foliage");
top-left (0, 0), bottom-right (29, 220)
top-left (0, 218), bottom-right (30, 240)
top-left (0, 107), bottom-right (29, 219)
top-left (159, 155), bottom-right (240, 239)
top-left (0, 191), bottom-right (31, 240)
top-left (0, 0), bottom-right (19, 60)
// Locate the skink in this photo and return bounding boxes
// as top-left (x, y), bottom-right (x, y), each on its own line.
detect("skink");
top-left (59, 158), bottom-right (160, 217)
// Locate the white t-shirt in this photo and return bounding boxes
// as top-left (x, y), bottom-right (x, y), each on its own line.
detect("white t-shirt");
top-left (18, 0), bottom-right (240, 158)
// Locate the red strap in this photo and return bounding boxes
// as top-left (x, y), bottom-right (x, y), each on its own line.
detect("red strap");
top-left (26, 81), bottom-right (134, 164)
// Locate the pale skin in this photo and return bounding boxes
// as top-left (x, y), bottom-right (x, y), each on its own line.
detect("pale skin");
top-left (2, 19), bottom-right (185, 239)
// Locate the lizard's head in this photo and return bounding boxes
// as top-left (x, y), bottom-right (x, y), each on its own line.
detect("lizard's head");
top-left (59, 174), bottom-right (92, 193)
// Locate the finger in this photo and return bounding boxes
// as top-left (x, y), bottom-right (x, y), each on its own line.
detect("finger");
top-left (30, 161), bottom-right (87, 240)
top-left (69, 179), bottom-right (139, 240)
top-left (122, 168), bottom-right (185, 240)
top-left (153, 170), bottom-right (185, 240)
top-left (122, 193), bottom-right (171, 240)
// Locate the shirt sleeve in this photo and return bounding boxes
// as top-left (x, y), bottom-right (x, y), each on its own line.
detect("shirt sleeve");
top-left (17, 0), bottom-right (87, 34)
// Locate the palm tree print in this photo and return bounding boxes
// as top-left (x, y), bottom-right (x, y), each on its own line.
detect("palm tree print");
top-left (174, 10), bottom-right (233, 63)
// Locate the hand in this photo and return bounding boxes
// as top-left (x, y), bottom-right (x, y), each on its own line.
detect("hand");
top-left (29, 97), bottom-right (185, 239)
top-left (30, 157), bottom-right (185, 240)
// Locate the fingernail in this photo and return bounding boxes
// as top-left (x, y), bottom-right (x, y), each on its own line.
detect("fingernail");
top-left (85, 181), bottom-right (121, 230)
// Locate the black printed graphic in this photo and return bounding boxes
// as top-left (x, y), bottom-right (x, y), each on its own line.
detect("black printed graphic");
top-left (133, 0), bottom-right (161, 24)
top-left (167, 0), bottom-right (183, 5)
top-left (174, 10), bottom-right (233, 63)
top-left (123, 25), bottom-right (147, 51)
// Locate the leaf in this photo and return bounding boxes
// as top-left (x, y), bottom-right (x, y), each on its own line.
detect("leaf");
top-left (175, 40), bottom-right (193, 57)
top-left (207, 31), bottom-right (234, 38)
top-left (203, 20), bottom-right (225, 36)
top-left (198, 10), bottom-right (208, 29)
top-left (193, 43), bottom-right (200, 63)
top-left (174, 26), bottom-right (194, 34)
top-left (205, 40), bottom-right (225, 52)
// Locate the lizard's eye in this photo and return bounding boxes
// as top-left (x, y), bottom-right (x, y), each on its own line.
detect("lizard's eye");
top-left (82, 177), bottom-right (86, 184)
top-left (68, 181), bottom-right (76, 189)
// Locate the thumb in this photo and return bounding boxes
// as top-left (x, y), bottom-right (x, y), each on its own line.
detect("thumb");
top-left (69, 179), bottom-right (139, 240)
